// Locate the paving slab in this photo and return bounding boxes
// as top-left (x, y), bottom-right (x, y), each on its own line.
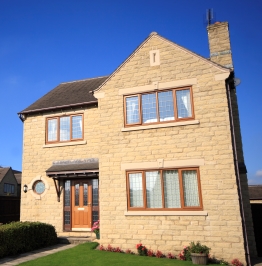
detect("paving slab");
top-left (0, 244), bottom-right (76, 266)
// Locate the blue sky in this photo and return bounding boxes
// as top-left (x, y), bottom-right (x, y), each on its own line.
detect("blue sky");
top-left (0, 0), bottom-right (261, 184)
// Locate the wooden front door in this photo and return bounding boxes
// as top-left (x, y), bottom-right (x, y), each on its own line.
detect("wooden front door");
top-left (71, 180), bottom-right (92, 229)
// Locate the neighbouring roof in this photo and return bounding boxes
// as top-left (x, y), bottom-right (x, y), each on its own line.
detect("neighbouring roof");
top-left (0, 167), bottom-right (10, 183)
top-left (249, 185), bottom-right (262, 200)
top-left (14, 173), bottom-right (22, 185)
top-left (19, 76), bottom-right (108, 115)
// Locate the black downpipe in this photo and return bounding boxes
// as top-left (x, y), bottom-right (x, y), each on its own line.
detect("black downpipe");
top-left (226, 78), bottom-right (251, 266)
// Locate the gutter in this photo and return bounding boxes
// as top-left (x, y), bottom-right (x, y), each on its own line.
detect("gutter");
top-left (226, 76), bottom-right (251, 266)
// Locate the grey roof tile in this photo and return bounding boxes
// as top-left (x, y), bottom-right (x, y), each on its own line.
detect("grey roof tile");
top-left (19, 76), bottom-right (108, 114)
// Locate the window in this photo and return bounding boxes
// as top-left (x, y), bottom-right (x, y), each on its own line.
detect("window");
top-left (33, 181), bottom-right (45, 195)
top-left (126, 168), bottom-right (202, 211)
top-left (124, 87), bottom-right (194, 126)
top-left (4, 183), bottom-right (15, 194)
top-left (46, 114), bottom-right (83, 143)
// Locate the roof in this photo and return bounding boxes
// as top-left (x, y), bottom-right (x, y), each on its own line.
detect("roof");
top-left (19, 32), bottom-right (230, 116)
top-left (0, 167), bottom-right (10, 183)
top-left (14, 173), bottom-right (21, 184)
top-left (46, 158), bottom-right (99, 176)
top-left (249, 185), bottom-right (262, 200)
top-left (19, 76), bottom-right (108, 115)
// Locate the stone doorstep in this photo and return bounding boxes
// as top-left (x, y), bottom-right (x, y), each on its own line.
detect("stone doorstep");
top-left (58, 236), bottom-right (96, 244)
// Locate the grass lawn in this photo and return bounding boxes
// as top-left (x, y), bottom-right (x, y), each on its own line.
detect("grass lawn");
top-left (18, 242), bottom-right (218, 266)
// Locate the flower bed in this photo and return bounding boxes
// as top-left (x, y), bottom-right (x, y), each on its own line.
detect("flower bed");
top-left (97, 242), bottom-right (244, 266)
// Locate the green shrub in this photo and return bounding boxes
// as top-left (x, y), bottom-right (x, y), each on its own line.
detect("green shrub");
top-left (0, 221), bottom-right (57, 258)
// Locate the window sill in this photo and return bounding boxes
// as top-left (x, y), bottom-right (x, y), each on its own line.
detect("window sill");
top-left (124, 211), bottom-right (208, 216)
top-left (43, 140), bottom-right (87, 148)
top-left (121, 120), bottom-right (199, 132)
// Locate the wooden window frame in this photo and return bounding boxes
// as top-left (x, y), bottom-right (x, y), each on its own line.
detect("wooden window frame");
top-left (124, 87), bottom-right (195, 127)
top-left (46, 114), bottom-right (84, 144)
top-left (126, 167), bottom-right (203, 211)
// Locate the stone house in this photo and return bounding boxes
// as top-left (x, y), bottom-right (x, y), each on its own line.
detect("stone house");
top-left (18, 21), bottom-right (256, 264)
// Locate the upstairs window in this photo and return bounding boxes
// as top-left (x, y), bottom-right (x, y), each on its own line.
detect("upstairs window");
top-left (4, 183), bottom-right (15, 194)
top-left (46, 114), bottom-right (83, 143)
top-left (124, 87), bottom-right (194, 126)
top-left (126, 168), bottom-right (202, 211)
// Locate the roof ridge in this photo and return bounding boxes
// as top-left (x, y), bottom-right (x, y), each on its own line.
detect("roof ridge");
top-left (60, 75), bottom-right (109, 85)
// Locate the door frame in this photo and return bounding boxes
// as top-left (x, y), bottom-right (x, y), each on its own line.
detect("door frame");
top-left (63, 178), bottom-right (99, 231)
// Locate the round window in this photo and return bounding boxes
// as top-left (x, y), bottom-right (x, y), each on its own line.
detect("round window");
top-left (34, 181), bottom-right (45, 194)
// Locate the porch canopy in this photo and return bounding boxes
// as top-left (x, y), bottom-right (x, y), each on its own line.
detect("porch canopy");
top-left (46, 158), bottom-right (99, 201)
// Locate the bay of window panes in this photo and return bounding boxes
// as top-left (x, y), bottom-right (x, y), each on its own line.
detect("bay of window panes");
top-left (48, 119), bottom-right (57, 141)
top-left (125, 87), bottom-right (193, 126)
top-left (60, 117), bottom-right (70, 141)
top-left (72, 116), bottom-right (82, 139)
top-left (46, 114), bottom-right (83, 143)
top-left (129, 173), bottom-right (143, 207)
top-left (142, 93), bottom-right (157, 123)
top-left (126, 96), bottom-right (139, 124)
top-left (176, 89), bottom-right (192, 118)
top-left (127, 168), bottom-right (201, 210)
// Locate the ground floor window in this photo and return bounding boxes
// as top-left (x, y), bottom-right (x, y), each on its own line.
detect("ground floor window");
top-left (126, 168), bottom-right (203, 211)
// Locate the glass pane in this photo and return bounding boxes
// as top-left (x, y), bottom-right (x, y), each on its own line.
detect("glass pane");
top-left (142, 93), bottom-right (157, 123)
top-left (72, 116), bottom-right (82, 139)
top-left (64, 211), bottom-right (70, 225)
top-left (126, 96), bottom-right (139, 124)
top-left (92, 211), bottom-right (99, 223)
top-left (83, 183), bottom-right (88, 206)
top-left (75, 184), bottom-right (79, 206)
top-left (48, 119), bottom-right (57, 141)
top-left (182, 170), bottom-right (200, 207)
top-left (158, 91), bottom-right (175, 122)
top-left (60, 117), bottom-right (70, 141)
top-left (163, 170), bottom-right (181, 208)
top-left (146, 171), bottom-right (162, 208)
top-left (65, 180), bottom-right (71, 206)
top-left (92, 179), bottom-right (99, 207)
top-left (176, 89), bottom-right (192, 118)
top-left (129, 173), bottom-right (143, 207)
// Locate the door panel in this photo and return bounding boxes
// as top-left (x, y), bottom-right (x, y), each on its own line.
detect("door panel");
top-left (72, 180), bottom-right (92, 228)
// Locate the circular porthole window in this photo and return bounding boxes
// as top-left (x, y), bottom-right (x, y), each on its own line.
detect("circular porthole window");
top-left (33, 181), bottom-right (46, 195)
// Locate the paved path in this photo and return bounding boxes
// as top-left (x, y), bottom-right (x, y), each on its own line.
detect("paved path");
top-left (0, 244), bottom-right (76, 265)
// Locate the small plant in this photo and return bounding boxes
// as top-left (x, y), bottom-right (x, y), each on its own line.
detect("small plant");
top-left (91, 220), bottom-right (100, 234)
top-left (99, 245), bottom-right (105, 251)
top-left (231, 259), bottom-right (243, 266)
top-left (147, 249), bottom-right (155, 257)
top-left (219, 258), bottom-right (229, 265)
top-left (178, 246), bottom-right (191, 261)
top-left (189, 241), bottom-right (210, 255)
top-left (114, 247), bottom-right (123, 253)
top-left (106, 244), bottom-right (114, 252)
top-left (155, 250), bottom-right (164, 258)
top-left (136, 243), bottom-right (148, 256)
top-left (167, 252), bottom-right (175, 259)
top-left (125, 249), bottom-right (135, 255)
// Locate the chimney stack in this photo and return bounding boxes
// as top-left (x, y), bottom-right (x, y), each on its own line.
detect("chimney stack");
top-left (207, 22), bottom-right (233, 69)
